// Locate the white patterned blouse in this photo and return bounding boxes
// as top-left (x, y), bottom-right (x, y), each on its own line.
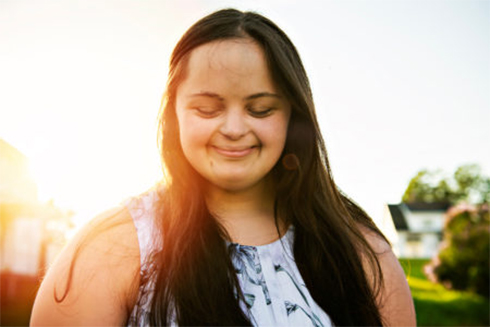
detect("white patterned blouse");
top-left (125, 190), bottom-right (333, 327)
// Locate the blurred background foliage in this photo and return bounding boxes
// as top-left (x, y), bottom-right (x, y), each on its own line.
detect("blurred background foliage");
top-left (400, 164), bottom-right (489, 326)
top-left (402, 164), bottom-right (490, 205)
top-left (427, 203), bottom-right (489, 298)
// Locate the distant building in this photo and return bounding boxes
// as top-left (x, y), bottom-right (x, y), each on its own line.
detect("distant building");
top-left (0, 138), bottom-right (74, 325)
top-left (0, 139), bottom-right (37, 203)
top-left (384, 202), bottom-right (450, 258)
top-left (0, 139), bottom-right (72, 276)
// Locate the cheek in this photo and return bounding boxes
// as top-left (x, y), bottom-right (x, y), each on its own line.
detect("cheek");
top-left (178, 115), bottom-right (210, 155)
top-left (258, 117), bottom-right (290, 149)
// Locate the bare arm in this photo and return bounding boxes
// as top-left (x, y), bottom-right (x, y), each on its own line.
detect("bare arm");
top-left (362, 229), bottom-right (417, 326)
top-left (30, 207), bottom-right (140, 326)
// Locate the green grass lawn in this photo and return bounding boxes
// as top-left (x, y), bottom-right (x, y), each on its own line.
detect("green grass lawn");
top-left (399, 259), bottom-right (489, 326)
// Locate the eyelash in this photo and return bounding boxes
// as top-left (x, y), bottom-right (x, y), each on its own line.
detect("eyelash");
top-left (248, 107), bottom-right (275, 117)
top-left (192, 106), bottom-right (275, 118)
top-left (194, 107), bottom-right (220, 117)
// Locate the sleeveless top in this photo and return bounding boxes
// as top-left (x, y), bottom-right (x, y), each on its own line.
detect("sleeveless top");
top-left (124, 190), bottom-right (333, 327)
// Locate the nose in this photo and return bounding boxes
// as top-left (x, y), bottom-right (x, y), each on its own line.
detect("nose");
top-left (219, 109), bottom-right (248, 140)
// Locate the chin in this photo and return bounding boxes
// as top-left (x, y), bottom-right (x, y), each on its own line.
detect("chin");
top-left (210, 177), bottom-right (262, 193)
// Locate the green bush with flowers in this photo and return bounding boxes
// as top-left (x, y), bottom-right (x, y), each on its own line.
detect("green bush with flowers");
top-left (425, 203), bottom-right (489, 297)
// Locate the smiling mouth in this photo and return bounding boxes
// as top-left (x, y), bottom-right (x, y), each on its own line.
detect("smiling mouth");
top-left (211, 145), bottom-right (258, 158)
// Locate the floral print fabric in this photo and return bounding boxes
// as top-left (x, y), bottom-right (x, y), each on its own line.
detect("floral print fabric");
top-left (125, 191), bottom-right (332, 326)
top-left (228, 229), bottom-right (332, 326)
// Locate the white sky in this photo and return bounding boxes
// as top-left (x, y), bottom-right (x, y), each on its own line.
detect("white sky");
top-left (1, 0), bottom-right (488, 231)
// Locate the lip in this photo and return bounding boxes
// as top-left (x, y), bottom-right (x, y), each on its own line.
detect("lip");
top-left (211, 145), bottom-right (257, 158)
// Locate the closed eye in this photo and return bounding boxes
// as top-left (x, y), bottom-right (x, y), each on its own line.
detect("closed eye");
top-left (193, 107), bottom-right (221, 118)
top-left (248, 107), bottom-right (275, 118)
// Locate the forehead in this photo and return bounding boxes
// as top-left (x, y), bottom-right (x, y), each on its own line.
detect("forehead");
top-left (178, 38), bottom-right (277, 96)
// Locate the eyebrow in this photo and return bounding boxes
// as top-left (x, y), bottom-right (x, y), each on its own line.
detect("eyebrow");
top-left (245, 92), bottom-right (282, 100)
top-left (188, 91), bottom-right (282, 101)
top-left (189, 92), bottom-right (224, 101)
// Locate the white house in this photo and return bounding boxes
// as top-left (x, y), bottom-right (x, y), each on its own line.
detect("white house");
top-left (384, 202), bottom-right (449, 258)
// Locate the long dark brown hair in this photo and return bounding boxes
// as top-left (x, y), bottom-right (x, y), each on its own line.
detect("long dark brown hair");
top-left (137, 8), bottom-right (389, 326)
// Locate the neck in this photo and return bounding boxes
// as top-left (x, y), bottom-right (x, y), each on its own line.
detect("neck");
top-left (205, 178), bottom-right (286, 246)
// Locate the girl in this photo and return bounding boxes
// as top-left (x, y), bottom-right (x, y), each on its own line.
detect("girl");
top-left (31, 9), bottom-right (415, 326)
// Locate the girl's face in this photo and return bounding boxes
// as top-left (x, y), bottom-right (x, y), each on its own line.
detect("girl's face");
top-left (175, 39), bottom-right (291, 193)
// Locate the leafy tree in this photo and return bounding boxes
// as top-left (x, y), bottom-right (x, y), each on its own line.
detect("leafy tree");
top-left (453, 165), bottom-right (490, 204)
top-left (402, 164), bottom-right (490, 205)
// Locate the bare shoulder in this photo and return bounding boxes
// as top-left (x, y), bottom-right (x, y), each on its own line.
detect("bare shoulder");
top-left (30, 206), bottom-right (140, 326)
top-left (359, 226), bottom-right (417, 327)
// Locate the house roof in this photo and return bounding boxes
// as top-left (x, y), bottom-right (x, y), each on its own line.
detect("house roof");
top-left (388, 202), bottom-right (450, 232)
top-left (388, 204), bottom-right (408, 231)
top-left (405, 202), bottom-right (450, 211)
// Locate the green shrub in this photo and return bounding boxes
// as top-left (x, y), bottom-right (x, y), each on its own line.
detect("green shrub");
top-left (426, 203), bottom-right (489, 297)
